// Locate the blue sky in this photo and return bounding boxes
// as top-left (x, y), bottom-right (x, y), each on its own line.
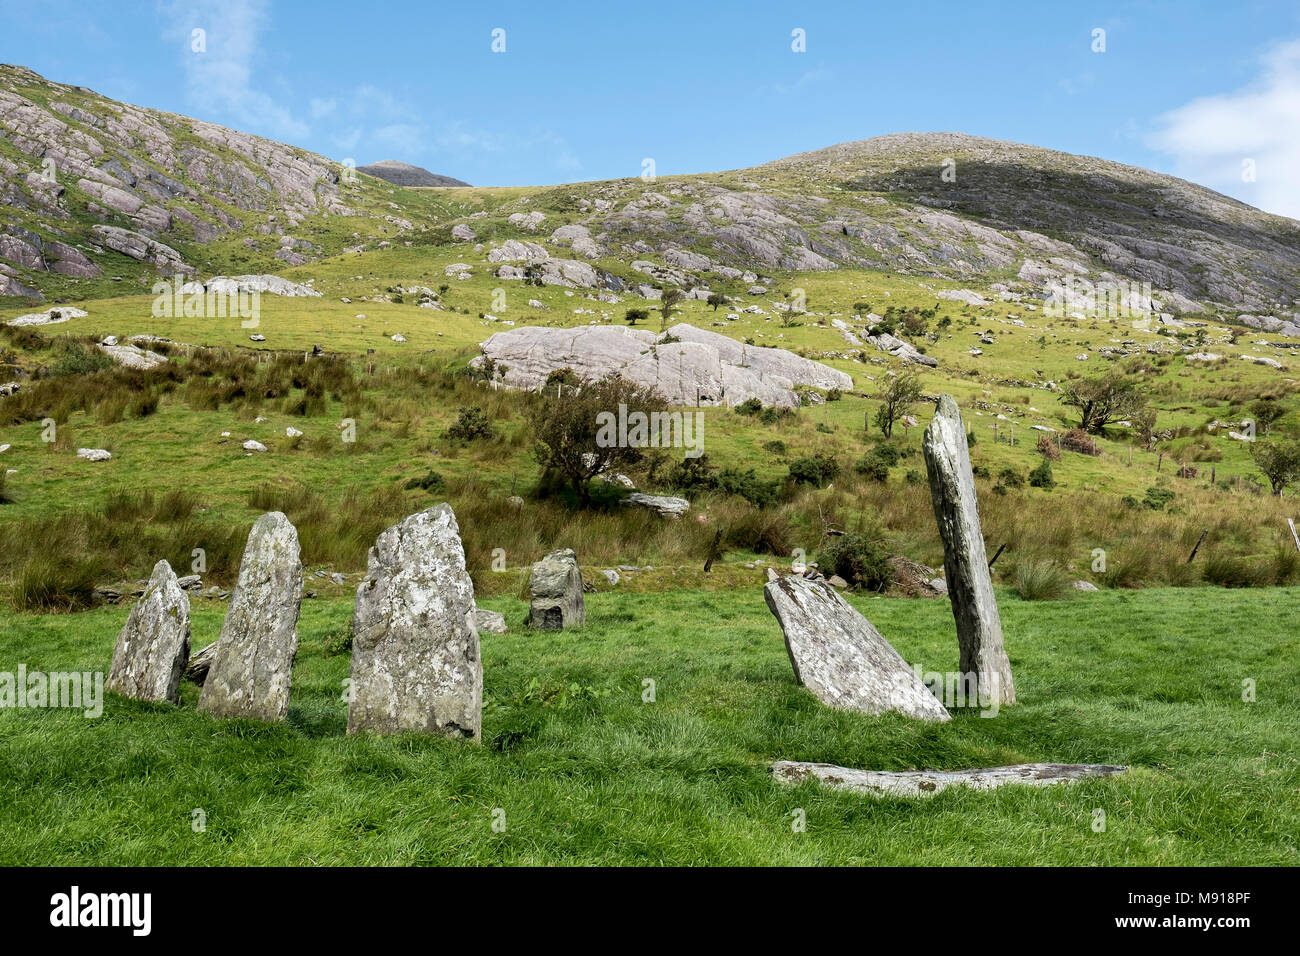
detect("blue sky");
top-left (2, 0), bottom-right (1299, 217)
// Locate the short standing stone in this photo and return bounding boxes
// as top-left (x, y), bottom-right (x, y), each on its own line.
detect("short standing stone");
top-left (197, 512), bottom-right (303, 721)
top-left (922, 394), bottom-right (1015, 705)
top-left (106, 559), bottom-right (191, 704)
top-left (529, 548), bottom-right (585, 629)
top-left (475, 607), bottom-right (508, 635)
top-left (348, 505), bottom-right (482, 738)
top-left (763, 574), bottom-right (949, 721)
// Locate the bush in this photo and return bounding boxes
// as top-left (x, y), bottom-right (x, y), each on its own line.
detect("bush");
top-left (403, 470), bottom-right (447, 493)
top-left (762, 440), bottom-right (787, 457)
top-left (998, 467), bottom-right (1024, 488)
top-left (50, 341), bottom-right (114, 377)
top-left (1028, 461), bottom-right (1055, 489)
top-left (1009, 557), bottom-right (1071, 601)
top-left (1142, 486), bottom-right (1175, 511)
top-left (1061, 428), bottom-right (1099, 456)
top-left (826, 388), bottom-right (843, 402)
top-left (1036, 434), bottom-right (1061, 460)
top-left (904, 469), bottom-right (924, 485)
top-left (789, 454), bottom-right (839, 487)
top-left (446, 406), bottom-right (494, 442)
top-left (819, 532), bottom-right (892, 591)
top-left (735, 398), bottom-right (763, 417)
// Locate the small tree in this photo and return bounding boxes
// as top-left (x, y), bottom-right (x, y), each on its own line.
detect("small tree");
top-left (1250, 399), bottom-right (1285, 436)
top-left (872, 370), bottom-right (924, 438)
top-left (625, 307), bottom-right (649, 327)
top-left (1249, 439), bottom-right (1300, 496)
top-left (526, 376), bottom-right (664, 507)
top-left (1061, 372), bottom-right (1148, 433)
top-left (659, 288), bottom-right (683, 331)
top-left (707, 292), bottom-right (726, 311)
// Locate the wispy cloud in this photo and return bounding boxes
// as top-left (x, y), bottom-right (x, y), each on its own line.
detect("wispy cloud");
top-left (1149, 39), bottom-right (1300, 221)
top-left (158, 0), bottom-right (308, 140)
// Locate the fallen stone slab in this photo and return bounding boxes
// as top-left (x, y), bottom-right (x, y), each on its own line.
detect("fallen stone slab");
top-left (771, 760), bottom-right (1128, 797)
top-left (106, 559), bottom-right (191, 704)
top-left (763, 574), bottom-right (949, 721)
top-left (622, 492), bottom-right (690, 518)
top-left (184, 641), bottom-right (218, 684)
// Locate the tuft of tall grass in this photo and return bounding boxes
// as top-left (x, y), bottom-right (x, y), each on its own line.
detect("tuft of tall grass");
top-left (1008, 556), bottom-right (1072, 601)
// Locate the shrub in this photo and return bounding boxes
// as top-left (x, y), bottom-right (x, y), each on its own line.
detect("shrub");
top-left (403, 470), bottom-right (446, 493)
top-left (1028, 461), bottom-right (1055, 489)
top-left (904, 469), bottom-right (924, 485)
top-left (50, 341), bottom-right (114, 377)
top-left (446, 406), bottom-right (494, 442)
top-left (1009, 557), bottom-right (1071, 601)
top-left (789, 454), bottom-right (839, 487)
top-left (826, 388), bottom-right (843, 402)
top-left (735, 398), bottom-right (762, 417)
top-left (1036, 434), bottom-right (1061, 459)
top-left (1142, 486), bottom-right (1175, 511)
top-left (762, 440), bottom-right (787, 457)
top-left (998, 467), bottom-right (1025, 488)
top-left (819, 532), bottom-right (892, 591)
top-left (971, 463), bottom-right (991, 479)
top-left (1061, 428), bottom-right (1099, 456)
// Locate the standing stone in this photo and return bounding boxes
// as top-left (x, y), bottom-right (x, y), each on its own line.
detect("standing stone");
top-left (529, 548), bottom-right (585, 630)
top-left (763, 575), bottom-right (949, 721)
top-left (348, 505), bottom-right (481, 738)
top-left (106, 559), bottom-right (191, 704)
top-left (922, 394), bottom-right (1015, 706)
top-left (197, 512), bottom-right (303, 721)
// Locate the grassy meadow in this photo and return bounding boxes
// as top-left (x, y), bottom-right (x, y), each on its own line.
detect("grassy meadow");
top-left (2, 586), bottom-right (1296, 865)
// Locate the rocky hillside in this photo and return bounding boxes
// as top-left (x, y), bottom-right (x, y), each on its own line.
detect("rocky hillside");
top-left (3, 62), bottom-right (1298, 322)
top-left (0, 64), bottom-right (448, 302)
top-left (357, 161), bottom-right (469, 188)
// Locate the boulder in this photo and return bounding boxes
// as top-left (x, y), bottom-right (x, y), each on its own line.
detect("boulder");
top-left (622, 493), bottom-right (690, 518)
top-left (197, 512), bottom-right (303, 721)
top-left (348, 504), bottom-right (482, 738)
top-left (922, 395), bottom-right (1015, 706)
top-left (475, 607), bottom-right (508, 635)
top-left (77, 448), bottom-right (111, 462)
top-left (106, 559), bottom-right (191, 704)
top-left (529, 548), bottom-right (585, 630)
top-left (763, 574), bottom-right (949, 721)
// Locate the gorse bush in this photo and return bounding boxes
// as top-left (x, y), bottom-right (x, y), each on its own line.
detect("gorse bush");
top-left (1028, 461), bottom-right (1054, 489)
top-left (819, 531), bottom-right (891, 592)
top-left (788, 454), bottom-right (839, 487)
top-left (446, 406), bottom-right (493, 443)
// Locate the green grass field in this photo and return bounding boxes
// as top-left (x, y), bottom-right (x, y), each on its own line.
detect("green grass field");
top-left (2, 586), bottom-right (1296, 865)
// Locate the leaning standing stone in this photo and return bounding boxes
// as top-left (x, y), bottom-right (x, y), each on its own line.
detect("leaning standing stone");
top-left (529, 548), bottom-right (586, 629)
top-left (106, 559), bottom-right (191, 704)
top-left (348, 504), bottom-right (481, 738)
top-left (197, 512), bottom-right (303, 721)
top-left (922, 394), bottom-right (1016, 706)
top-left (764, 575), bottom-right (949, 721)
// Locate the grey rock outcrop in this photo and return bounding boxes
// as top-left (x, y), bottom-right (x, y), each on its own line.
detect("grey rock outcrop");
top-left (529, 548), bottom-right (586, 630)
top-left (106, 559), bottom-right (191, 704)
top-left (197, 512), bottom-right (303, 721)
top-left (763, 574), bottom-right (950, 721)
top-left (922, 394), bottom-right (1015, 706)
top-left (348, 505), bottom-right (482, 739)
top-left (477, 323), bottom-right (850, 408)
top-left (622, 493), bottom-right (690, 518)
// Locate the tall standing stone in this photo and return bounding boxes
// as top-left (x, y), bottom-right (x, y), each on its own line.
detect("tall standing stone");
top-left (348, 504), bottom-right (481, 738)
top-left (922, 394), bottom-right (1015, 706)
top-left (106, 559), bottom-right (191, 704)
top-left (529, 548), bottom-right (585, 630)
top-left (764, 575), bottom-right (949, 721)
top-left (197, 512), bottom-right (303, 721)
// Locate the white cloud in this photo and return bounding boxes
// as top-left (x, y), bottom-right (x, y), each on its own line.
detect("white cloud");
top-left (1150, 40), bottom-right (1300, 221)
top-left (159, 0), bottom-right (308, 140)
top-left (308, 98), bottom-right (336, 119)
